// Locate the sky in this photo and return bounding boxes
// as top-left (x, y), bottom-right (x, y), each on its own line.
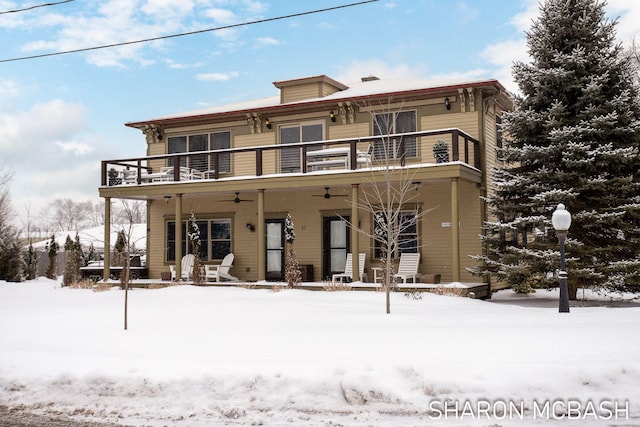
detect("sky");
top-left (1, 0), bottom-right (639, 227)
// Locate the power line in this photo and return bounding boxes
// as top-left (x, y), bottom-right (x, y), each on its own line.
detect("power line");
top-left (0, 0), bottom-right (378, 63)
top-left (0, 0), bottom-right (75, 15)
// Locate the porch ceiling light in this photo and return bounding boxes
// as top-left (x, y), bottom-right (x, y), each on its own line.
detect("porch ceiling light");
top-left (265, 118), bottom-right (272, 129)
top-left (330, 110), bottom-right (336, 122)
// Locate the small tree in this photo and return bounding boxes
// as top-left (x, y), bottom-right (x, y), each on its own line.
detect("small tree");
top-left (45, 234), bottom-right (59, 280)
top-left (0, 169), bottom-right (23, 282)
top-left (347, 101), bottom-right (433, 313)
top-left (188, 211), bottom-right (204, 285)
top-left (284, 213), bottom-right (301, 288)
top-left (24, 241), bottom-right (38, 280)
top-left (62, 233), bottom-right (83, 286)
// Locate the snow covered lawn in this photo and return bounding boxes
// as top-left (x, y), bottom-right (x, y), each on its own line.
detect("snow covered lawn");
top-left (0, 279), bottom-right (638, 426)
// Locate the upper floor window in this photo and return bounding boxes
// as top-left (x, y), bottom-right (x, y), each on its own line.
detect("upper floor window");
top-left (167, 131), bottom-right (231, 173)
top-left (373, 111), bottom-right (417, 161)
top-left (280, 122), bottom-right (323, 173)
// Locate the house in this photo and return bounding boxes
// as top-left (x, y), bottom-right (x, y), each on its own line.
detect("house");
top-left (99, 74), bottom-right (511, 293)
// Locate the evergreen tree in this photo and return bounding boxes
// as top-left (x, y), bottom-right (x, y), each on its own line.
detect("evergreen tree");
top-left (187, 211), bottom-right (203, 285)
top-left (284, 213), bottom-right (301, 288)
top-left (45, 234), bottom-right (59, 280)
top-left (24, 241), bottom-right (38, 280)
top-left (62, 233), bottom-right (83, 286)
top-left (0, 226), bottom-right (23, 282)
top-left (475, 0), bottom-right (640, 296)
top-left (0, 171), bottom-right (23, 282)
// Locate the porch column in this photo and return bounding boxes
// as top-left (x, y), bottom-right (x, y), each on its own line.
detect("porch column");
top-left (451, 178), bottom-right (460, 282)
top-left (175, 193), bottom-right (183, 280)
top-left (351, 184), bottom-right (360, 282)
top-left (257, 189), bottom-right (265, 281)
top-left (103, 197), bottom-right (111, 281)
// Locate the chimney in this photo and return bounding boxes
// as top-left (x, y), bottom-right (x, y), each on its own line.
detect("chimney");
top-left (361, 75), bottom-right (380, 82)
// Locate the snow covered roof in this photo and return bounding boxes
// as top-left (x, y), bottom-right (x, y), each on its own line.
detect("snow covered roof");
top-left (126, 76), bottom-right (506, 128)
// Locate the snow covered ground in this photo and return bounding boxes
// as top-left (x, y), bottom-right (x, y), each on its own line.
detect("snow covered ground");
top-left (0, 278), bottom-right (638, 426)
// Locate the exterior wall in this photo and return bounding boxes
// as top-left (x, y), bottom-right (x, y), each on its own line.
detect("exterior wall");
top-left (145, 180), bottom-right (482, 283)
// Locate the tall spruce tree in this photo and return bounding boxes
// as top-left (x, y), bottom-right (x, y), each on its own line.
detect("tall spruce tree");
top-left (476, 0), bottom-right (640, 297)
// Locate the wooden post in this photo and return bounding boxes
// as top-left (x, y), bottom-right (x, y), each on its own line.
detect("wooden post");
top-left (175, 194), bottom-right (183, 280)
top-left (257, 189), bottom-right (265, 281)
top-left (351, 184), bottom-right (360, 281)
top-left (451, 178), bottom-right (460, 282)
top-left (103, 197), bottom-right (111, 281)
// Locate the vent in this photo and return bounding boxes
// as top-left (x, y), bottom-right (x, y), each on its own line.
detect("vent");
top-left (361, 75), bottom-right (380, 82)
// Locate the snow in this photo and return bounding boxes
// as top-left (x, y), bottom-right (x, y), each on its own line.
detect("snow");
top-left (1, 278), bottom-right (638, 426)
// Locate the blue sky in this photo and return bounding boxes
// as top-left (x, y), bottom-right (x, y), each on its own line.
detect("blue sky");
top-left (1, 0), bottom-right (639, 224)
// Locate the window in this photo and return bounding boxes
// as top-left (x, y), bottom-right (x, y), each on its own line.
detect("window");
top-left (167, 132), bottom-right (231, 173)
top-left (373, 111), bottom-right (417, 160)
top-left (280, 122), bottom-right (323, 173)
top-left (373, 210), bottom-right (419, 258)
top-left (166, 218), bottom-right (231, 262)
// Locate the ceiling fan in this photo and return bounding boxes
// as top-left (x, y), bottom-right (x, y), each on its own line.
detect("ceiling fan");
top-left (221, 192), bottom-right (253, 203)
top-left (312, 187), bottom-right (348, 199)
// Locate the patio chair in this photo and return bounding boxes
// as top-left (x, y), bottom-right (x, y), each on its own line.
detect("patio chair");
top-left (356, 144), bottom-right (372, 167)
top-left (170, 253), bottom-right (195, 281)
top-left (332, 253), bottom-right (367, 283)
top-left (393, 253), bottom-right (421, 284)
top-left (205, 253), bottom-right (238, 282)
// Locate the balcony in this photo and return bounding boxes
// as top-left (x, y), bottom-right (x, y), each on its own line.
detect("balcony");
top-left (101, 128), bottom-right (480, 187)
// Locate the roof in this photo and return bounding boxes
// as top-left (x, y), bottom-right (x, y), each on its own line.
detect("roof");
top-left (125, 76), bottom-right (507, 128)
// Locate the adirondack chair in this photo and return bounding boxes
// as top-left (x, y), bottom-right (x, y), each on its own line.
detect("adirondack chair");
top-left (332, 253), bottom-right (367, 283)
top-left (170, 254), bottom-right (195, 281)
top-left (205, 253), bottom-right (238, 282)
top-left (393, 252), bottom-right (421, 284)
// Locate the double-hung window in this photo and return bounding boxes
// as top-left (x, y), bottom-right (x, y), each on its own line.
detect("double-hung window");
top-left (372, 111), bottom-right (417, 161)
top-left (373, 210), bottom-right (419, 259)
top-left (167, 132), bottom-right (231, 173)
top-left (166, 218), bottom-right (231, 262)
top-left (280, 122), bottom-right (323, 173)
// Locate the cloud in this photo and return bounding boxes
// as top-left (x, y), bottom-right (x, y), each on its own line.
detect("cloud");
top-left (204, 7), bottom-right (238, 25)
top-left (334, 59), bottom-right (428, 84)
top-left (196, 71), bottom-right (240, 81)
top-left (256, 36), bottom-right (280, 46)
top-left (0, 80), bottom-right (20, 97)
top-left (0, 99), bottom-right (109, 215)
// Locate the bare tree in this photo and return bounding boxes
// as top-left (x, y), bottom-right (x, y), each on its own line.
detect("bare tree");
top-left (347, 101), bottom-right (434, 313)
top-left (115, 198), bottom-right (146, 330)
top-left (43, 198), bottom-right (93, 231)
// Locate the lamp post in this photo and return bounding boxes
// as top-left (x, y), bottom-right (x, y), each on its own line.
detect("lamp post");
top-left (551, 203), bottom-right (572, 313)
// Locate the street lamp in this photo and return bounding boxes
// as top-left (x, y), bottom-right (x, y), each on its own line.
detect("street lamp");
top-left (551, 203), bottom-right (572, 313)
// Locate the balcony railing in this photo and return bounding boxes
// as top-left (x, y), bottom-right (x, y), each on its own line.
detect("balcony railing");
top-left (101, 128), bottom-right (480, 187)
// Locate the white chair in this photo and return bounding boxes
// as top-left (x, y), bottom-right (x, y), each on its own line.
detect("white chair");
top-left (393, 253), bottom-right (421, 284)
top-left (170, 254), bottom-right (195, 281)
top-left (205, 253), bottom-right (238, 282)
top-left (356, 144), bottom-right (372, 167)
top-left (332, 253), bottom-right (367, 283)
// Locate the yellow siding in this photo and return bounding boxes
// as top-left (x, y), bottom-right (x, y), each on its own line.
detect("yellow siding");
top-left (419, 112), bottom-right (480, 165)
top-left (281, 83), bottom-right (319, 103)
top-left (234, 133), bottom-right (276, 175)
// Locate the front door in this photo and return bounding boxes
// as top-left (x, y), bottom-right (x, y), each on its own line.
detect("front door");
top-left (322, 216), bottom-right (350, 280)
top-left (266, 219), bottom-right (285, 281)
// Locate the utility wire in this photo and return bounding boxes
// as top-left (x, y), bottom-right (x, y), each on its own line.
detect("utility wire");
top-left (0, 0), bottom-right (74, 15)
top-left (0, 0), bottom-right (378, 63)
